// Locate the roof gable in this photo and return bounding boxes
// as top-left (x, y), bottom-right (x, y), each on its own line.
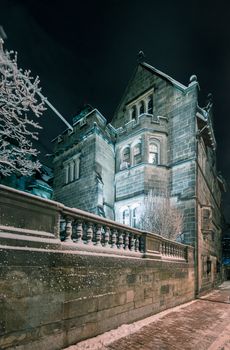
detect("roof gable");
top-left (112, 62), bottom-right (188, 128)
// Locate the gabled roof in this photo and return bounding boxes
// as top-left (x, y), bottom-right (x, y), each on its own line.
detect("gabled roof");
top-left (140, 62), bottom-right (187, 91)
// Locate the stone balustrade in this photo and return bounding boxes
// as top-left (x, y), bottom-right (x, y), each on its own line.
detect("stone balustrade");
top-left (0, 185), bottom-right (192, 262)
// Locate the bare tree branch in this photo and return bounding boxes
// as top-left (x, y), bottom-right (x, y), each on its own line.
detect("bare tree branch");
top-left (140, 189), bottom-right (184, 240)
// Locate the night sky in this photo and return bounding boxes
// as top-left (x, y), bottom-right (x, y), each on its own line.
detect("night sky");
top-left (1, 0), bottom-right (230, 218)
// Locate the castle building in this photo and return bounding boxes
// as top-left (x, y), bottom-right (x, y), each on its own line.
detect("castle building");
top-left (52, 54), bottom-right (225, 293)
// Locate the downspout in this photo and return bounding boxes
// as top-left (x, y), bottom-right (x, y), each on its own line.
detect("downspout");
top-left (195, 130), bottom-right (199, 297)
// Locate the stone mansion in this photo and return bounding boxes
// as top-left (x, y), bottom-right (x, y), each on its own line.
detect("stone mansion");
top-left (52, 54), bottom-right (225, 292)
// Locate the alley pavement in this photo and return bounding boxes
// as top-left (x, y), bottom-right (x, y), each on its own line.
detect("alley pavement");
top-left (66, 281), bottom-right (230, 350)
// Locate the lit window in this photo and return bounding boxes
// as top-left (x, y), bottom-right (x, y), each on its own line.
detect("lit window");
top-left (139, 101), bottom-right (145, 115)
top-left (148, 96), bottom-right (153, 114)
top-left (149, 143), bottom-right (158, 165)
top-left (133, 143), bottom-right (142, 165)
top-left (123, 209), bottom-right (130, 225)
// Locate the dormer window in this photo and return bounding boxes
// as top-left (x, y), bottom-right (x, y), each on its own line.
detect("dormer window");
top-left (126, 88), bottom-right (154, 121)
top-left (149, 143), bottom-right (158, 165)
top-left (148, 96), bottom-right (153, 114)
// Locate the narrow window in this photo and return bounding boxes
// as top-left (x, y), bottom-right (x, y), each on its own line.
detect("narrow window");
top-left (131, 105), bottom-right (137, 120)
top-left (123, 209), bottom-right (130, 225)
top-left (133, 143), bottom-right (142, 165)
top-left (122, 147), bottom-right (130, 163)
top-left (139, 101), bottom-right (145, 115)
top-left (132, 207), bottom-right (137, 228)
top-left (149, 143), bottom-right (158, 165)
top-left (148, 96), bottom-right (153, 114)
top-left (74, 158), bottom-right (80, 180)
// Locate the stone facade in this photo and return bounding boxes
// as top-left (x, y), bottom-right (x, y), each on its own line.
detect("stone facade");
top-left (52, 59), bottom-right (224, 293)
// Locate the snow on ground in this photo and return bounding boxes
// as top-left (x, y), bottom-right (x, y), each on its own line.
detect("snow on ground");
top-left (64, 300), bottom-right (197, 350)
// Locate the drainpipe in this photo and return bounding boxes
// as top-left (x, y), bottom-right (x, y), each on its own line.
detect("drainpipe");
top-left (195, 132), bottom-right (199, 297)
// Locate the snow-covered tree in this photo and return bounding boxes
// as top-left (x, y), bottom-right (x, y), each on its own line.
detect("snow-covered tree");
top-left (140, 189), bottom-right (184, 240)
top-left (0, 44), bottom-right (45, 177)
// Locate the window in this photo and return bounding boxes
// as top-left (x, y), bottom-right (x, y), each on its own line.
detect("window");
top-left (132, 207), bottom-right (138, 228)
top-left (133, 143), bottom-right (142, 165)
top-left (149, 143), bottom-right (158, 165)
top-left (201, 207), bottom-right (212, 231)
top-left (122, 209), bottom-right (130, 225)
top-left (148, 96), bottom-right (153, 114)
top-left (120, 146), bottom-right (131, 169)
top-left (131, 106), bottom-right (137, 120)
top-left (64, 155), bottom-right (80, 184)
top-left (139, 101), bottom-right (145, 115)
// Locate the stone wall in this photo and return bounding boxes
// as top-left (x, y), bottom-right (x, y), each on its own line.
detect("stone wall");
top-left (0, 246), bottom-right (195, 350)
top-left (0, 185), bottom-right (195, 350)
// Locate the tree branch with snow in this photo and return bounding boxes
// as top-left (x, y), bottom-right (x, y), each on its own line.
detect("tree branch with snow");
top-left (0, 47), bottom-right (45, 177)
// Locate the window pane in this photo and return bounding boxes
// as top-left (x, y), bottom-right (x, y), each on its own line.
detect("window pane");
top-left (123, 209), bottom-right (129, 225)
top-left (133, 143), bottom-right (141, 155)
top-left (123, 147), bottom-right (130, 162)
top-left (149, 153), bottom-right (158, 164)
top-left (149, 143), bottom-right (157, 153)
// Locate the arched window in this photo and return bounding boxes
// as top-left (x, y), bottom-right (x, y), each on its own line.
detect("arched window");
top-left (149, 143), bottom-right (158, 165)
top-left (122, 209), bottom-right (130, 225)
top-left (131, 105), bottom-right (137, 120)
top-left (120, 146), bottom-right (131, 169)
top-left (139, 101), bottom-right (145, 115)
top-left (148, 96), bottom-right (153, 114)
top-left (133, 142), bottom-right (142, 165)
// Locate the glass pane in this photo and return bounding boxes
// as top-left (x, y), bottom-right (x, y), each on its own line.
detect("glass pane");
top-left (123, 209), bottom-right (129, 225)
top-left (149, 143), bottom-right (157, 153)
top-left (149, 153), bottom-right (158, 164)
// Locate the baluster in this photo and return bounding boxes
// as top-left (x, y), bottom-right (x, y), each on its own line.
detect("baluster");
top-left (75, 221), bottom-right (83, 243)
top-left (104, 226), bottom-right (110, 247)
top-left (86, 222), bottom-right (93, 244)
top-left (140, 236), bottom-right (145, 253)
top-left (134, 235), bottom-right (139, 252)
top-left (111, 229), bottom-right (117, 249)
top-left (130, 233), bottom-right (135, 251)
top-left (118, 230), bottom-right (124, 249)
top-left (124, 232), bottom-right (129, 250)
top-left (95, 224), bottom-right (102, 246)
top-left (59, 218), bottom-right (66, 241)
top-left (65, 217), bottom-right (73, 242)
top-left (176, 246), bottom-right (179, 258)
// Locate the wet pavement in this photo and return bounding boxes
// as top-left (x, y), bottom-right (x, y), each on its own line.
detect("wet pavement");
top-left (66, 282), bottom-right (230, 350)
